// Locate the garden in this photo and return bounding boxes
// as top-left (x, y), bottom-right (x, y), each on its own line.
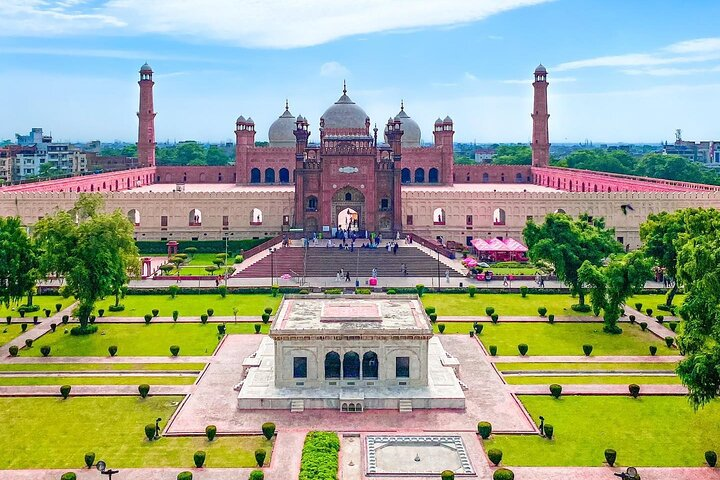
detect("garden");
top-left (93, 293), bottom-right (280, 318)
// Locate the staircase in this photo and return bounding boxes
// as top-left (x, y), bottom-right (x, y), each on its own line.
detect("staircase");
top-left (234, 247), bottom-right (305, 278)
top-left (290, 399), bottom-right (305, 413)
top-left (399, 399), bottom-right (413, 413)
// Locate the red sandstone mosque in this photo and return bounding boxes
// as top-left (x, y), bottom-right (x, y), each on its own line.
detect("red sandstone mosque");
top-left (1, 64), bottom-right (719, 249)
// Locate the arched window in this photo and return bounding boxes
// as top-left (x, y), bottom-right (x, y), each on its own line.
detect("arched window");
top-left (482, 172), bottom-right (489, 183)
top-left (345, 192), bottom-right (353, 201)
top-left (428, 168), bottom-right (439, 183)
top-left (362, 352), bottom-right (378, 379)
top-left (515, 172), bottom-right (523, 183)
top-left (189, 209), bottom-right (202, 226)
top-left (127, 209), bottom-right (140, 226)
top-left (264, 168), bottom-right (275, 183)
top-left (250, 168), bottom-right (261, 183)
top-left (554, 208), bottom-right (567, 215)
top-left (343, 352), bottom-right (360, 379)
top-left (414, 168), bottom-right (425, 183)
top-left (401, 168), bottom-right (411, 184)
top-left (325, 352), bottom-right (341, 379)
top-left (493, 208), bottom-right (506, 226)
top-left (433, 207), bottom-right (446, 225)
top-left (279, 168), bottom-right (290, 183)
top-left (251, 208), bottom-right (263, 225)
top-left (307, 196), bottom-right (318, 211)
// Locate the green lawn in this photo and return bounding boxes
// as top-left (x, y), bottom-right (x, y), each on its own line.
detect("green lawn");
top-left (485, 396), bottom-right (720, 466)
top-left (0, 396), bottom-right (272, 468)
top-left (503, 375), bottom-right (681, 385)
top-left (0, 376), bottom-right (196, 386)
top-left (95, 293), bottom-right (280, 317)
top-left (495, 362), bottom-right (678, 372)
top-left (435, 323), bottom-right (677, 356)
top-left (0, 363), bottom-right (206, 372)
top-left (628, 294), bottom-right (686, 311)
top-left (0, 296), bottom-right (75, 318)
top-left (169, 265), bottom-right (234, 276)
top-left (423, 293), bottom-right (589, 317)
top-left (0, 324), bottom-right (33, 346)
top-left (23, 323), bottom-right (269, 357)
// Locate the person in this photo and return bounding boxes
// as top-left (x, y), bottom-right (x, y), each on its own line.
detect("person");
top-left (503, 275), bottom-right (509, 287)
top-left (336, 270), bottom-right (341, 282)
top-left (539, 276), bottom-right (545, 288)
top-left (350, 243), bottom-right (354, 253)
top-left (396, 231), bottom-right (400, 240)
top-left (386, 243), bottom-right (391, 253)
top-left (445, 269), bottom-right (450, 283)
top-left (535, 273), bottom-right (541, 285)
top-left (345, 271), bottom-right (351, 282)
top-left (508, 274), bottom-right (514, 288)
top-left (393, 243), bottom-right (398, 255)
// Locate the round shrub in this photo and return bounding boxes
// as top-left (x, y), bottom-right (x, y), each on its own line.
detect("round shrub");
top-left (656, 315), bottom-right (664, 323)
top-left (706, 450), bottom-right (717, 467)
top-left (429, 313), bottom-right (438, 323)
top-left (477, 421), bottom-right (492, 439)
top-left (249, 471), bottom-right (264, 480)
top-left (474, 323), bottom-right (484, 335)
top-left (217, 324), bottom-right (226, 335)
top-left (543, 424), bottom-right (554, 439)
top-left (669, 321), bottom-right (678, 332)
top-left (97, 309), bottom-right (104, 317)
top-left (629, 384), bottom-right (640, 398)
top-left (84, 451), bottom-right (95, 468)
top-left (21, 323), bottom-right (27, 332)
top-left (548, 314), bottom-right (555, 324)
top-left (108, 304), bottom-right (125, 312)
top-left (604, 448), bottom-right (617, 466)
top-left (60, 385), bottom-right (71, 399)
top-left (255, 448), bottom-right (266, 467)
top-left (138, 384), bottom-right (150, 398)
top-left (634, 302), bottom-right (642, 311)
top-left (62, 315), bottom-right (69, 324)
top-left (485, 307), bottom-right (495, 316)
top-left (518, 344), bottom-right (529, 356)
top-left (489, 345), bottom-right (498, 356)
top-left (261, 313), bottom-right (270, 324)
top-left (61, 473), bottom-right (77, 480)
top-left (50, 323), bottom-right (57, 332)
top-left (40, 346), bottom-right (51, 357)
top-left (145, 423), bottom-right (156, 441)
top-left (5, 316), bottom-right (10, 325)
top-left (493, 468), bottom-right (514, 480)
top-left (200, 314), bottom-right (208, 324)
top-left (649, 345), bottom-right (658, 356)
top-left (44, 309), bottom-right (51, 318)
top-left (89, 315), bottom-right (96, 324)
top-left (639, 322), bottom-right (648, 331)
top-left (170, 345), bottom-right (180, 356)
top-left (571, 303), bottom-right (592, 313)
top-left (25, 338), bottom-right (33, 348)
top-left (177, 472), bottom-right (193, 480)
top-left (264, 307), bottom-right (273, 315)
top-left (520, 286), bottom-right (528, 298)
top-left (70, 325), bottom-right (99, 336)
top-left (487, 448), bottom-right (503, 466)
top-left (172, 310), bottom-right (179, 321)
top-left (207, 308), bottom-right (214, 317)
top-left (416, 284), bottom-right (425, 297)
top-left (646, 308), bottom-right (653, 316)
top-left (218, 285), bottom-right (228, 298)
top-left (537, 307), bottom-right (547, 317)
top-left (549, 384), bottom-right (562, 399)
top-left (582, 344), bottom-right (593, 356)
top-left (665, 336), bottom-right (675, 348)
top-left (8, 345), bottom-right (18, 357)
top-left (254, 324), bottom-right (261, 334)
top-left (262, 422), bottom-right (276, 440)
top-left (193, 450), bottom-right (206, 468)
top-left (144, 313), bottom-right (152, 324)
top-left (438, 324), bottom-right (446, 334)
top-left (55, 303), bottom-right (62, 313)
top-left (629, 314), bottom-right (636, 324)
top-left (468, 285), bottom-right (476, 297)
top-left (386, 289), bottom-right (396, 294)
top-left (441, 469), bottom-right (455, 480)
top-left (491, 314), bottom-right (499, 324)
top-left (108, 345), bottom-right (118, 357)
top-left (205, 425), bottom-right (217, 441)
top-left (152, 309), bottom-right (159, 317)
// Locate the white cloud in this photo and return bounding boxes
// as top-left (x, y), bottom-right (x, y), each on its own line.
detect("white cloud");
top-left (0, 0), bottom-right (553, 48)
top-left (464, 72), bottom-right (478, 82)
top-left (622, 66), bottom-right (720, 77)
top-left (320, 61), bottom-right (350, 78)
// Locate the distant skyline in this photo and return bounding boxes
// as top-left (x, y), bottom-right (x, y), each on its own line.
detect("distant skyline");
top-left (1, 0), bottom-right (720, 144)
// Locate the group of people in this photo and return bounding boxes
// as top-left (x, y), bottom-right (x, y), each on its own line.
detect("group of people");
top-left (534, 273), bottom-right (546, 288)
top-left (336, 268), bottom-right (352, 282)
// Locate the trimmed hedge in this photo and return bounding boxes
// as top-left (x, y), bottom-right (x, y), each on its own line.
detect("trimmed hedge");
top-left (487, 448), bottom-right (503, 466)
top-left (549, 384), bottom-right (562, 399)
top-left (262, 422), bottom-right (276, 440)
top-left (604, 448), bottom-right (617, 466)
top-left (61, 474), bottom-right (77, 480)
top-left (706, 450), bottom-right (717, 467)
top-left (298, 431), bottom-right (340, 480)
top-left (493, 468), bottom-right (514, 480)
top-left (477, 421), bottom-right (492, 439)
top-left (136, 238), bottom-right (269, 255)
top-left (177, 473), bottom-right (192, 480)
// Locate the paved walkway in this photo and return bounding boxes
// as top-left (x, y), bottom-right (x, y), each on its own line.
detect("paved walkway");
top-left (0, 303), bottom-right (76, 357)
top-left (489, 355), bottom-right (680, 363)
top-left (441, 315), bottom-right (600, 323)
top-left (624, 306), bottom-right (677, 340)
top-left (0, 384), bottom-right (193, 396)
top-left (2, 356), bottom-right (212, 364)
top-left (95, 316), bottom-right (260, 323)
top-left (506, 466), bottom-right (720, 480)
top-left (509, 384), bottom-right (688, 395)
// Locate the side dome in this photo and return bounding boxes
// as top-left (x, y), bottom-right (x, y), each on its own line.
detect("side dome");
top-left (384, 103), bottom-right (421, 147)
top-left (140, 63), bottom-right (152, 73)
top-left (321, 84), bottom-right (369, 130)
top-left (268, 102), bottom-right (296, 147)
top-left (535, 63), bottom-right (547, 74)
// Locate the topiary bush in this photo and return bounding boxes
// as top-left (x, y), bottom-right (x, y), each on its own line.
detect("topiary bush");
top-left (84, 451), bottom-right (95, 468)
top-left (640, 322), bottom-right (648, 331)
top-left (706, 450), bottom-right (717, 467)
top-left (520, 286), bottom-right (528, 298)
top-left (138, 384), bottom-right (150, 398)
top-left (173, 310), bottom-right (179, 322)
top-left (207, 308), bottom-right (214, 317)
top-left (549, 384), bottom-right (562, 399)
top-left (170, 345), bottom-right (180, 356)
top-left (477, 421), bottom-right (492, 439)
top-left (629, 314), bottom-right (636, 324)
top-left (193, 450), bottom-right (206, 468)
top-left (474, 323), bottom-right (484, 335)
top-left (152, 309), bottom-right (159, 317)
top-left (604, 448), bottom-right (617, 466)
top-left (669, 321), bottom-right (678, 332)
top-left (429, 313), bottom-right (438, 323)
top-left (5, 316), bottom-right (10, 325)
top-left (656, 315), bottom-right (664, 323)
top-left (108, 304), bottom-right (125, 312)
top-left (518, 344), bottom-right (529, 356)
top-left (249, 471), bottom-right (264, 480)
top-left (25, 338), bottom-right (33, 348)
top-left (254, 324), bottom-right (261, 334)
top-left (97, 309), bottom-right (105, 317)
top-left (55, 303), bottom-right (62, 313)
top-left (438, 324), bottom-right (446, 334)
top-left (40, 346), bottom-right (51, 357)
top-left (425, 306), bottom-right (435, 315)
top-left (629, 384), bottom-right (640, 398)
top-left (543, 424), bottom-right (554, 439)
top-left (468, 285), bottom-right (476, 298)
top-left (206, 425), bottom-right (217, 441)
top-left (255, 448), bottom-right (266, 467)
top-left (108, 345), bottom-right (118, 357)
top-left (491, 314), bottom-right (499, 324)
top-left (8, 345), bottom-right (18, 357)
top-left (177, 472), bottom-right (193, 480)
top-left (264, 307), bottom-right (273, 315)
top-left (200, 314), bottom-right (208, 324)
top-left (492, 468), bottom-right (514, 480)
top-left (299, 431), bottom-right (339, 480)
top-left (489, 345), bottom-right (497, 356)
top-left (262, 422), bottom-right (276, 440)
top-left (262, 313), bottom-right (270, 324)
top-left (441, 470), bottom-right (455, 480)
top-left (169, 285), bottom-right (180, 299)
top-left (62, 315), bottom-right (69, 324)
top-left (583, 344), bottom-right (593, 356)
top-left (649, 345), bottom-right (657, 356)
top-left (487, 448), bottom-right (503, 466)
top-left (486, 307), bottom-right (495, 316)
top-left (635, 302), bottom-right (642, 311)
top-left (60, 385), bottom-right (71, 399)
top-left (538, 307), bottom-right (547, 317)
top-left (646, 308), bottom-right (653, 316)
top-left (61, 473), bottom-right (77, 480)
top-left (145, 424), bottom-right (156, 441)
top-left (89, 315), bottom-right (96, 324)
top-left (218, 285), bottom-right (228, 298)
top-left (665, 336), bottom-right (675, 348)
top-left (217, 324), bottom-right (226, 335)
top-left (44, 309), bottom-right (51, 318)
top-left (144, 314), bottom-right (152, 324)
top-left (21, 323), bottom-right (27, 332)
top-left (416, 284), bottom-right (425, 297)
top-left (50, 323), bottom-right (57, 332)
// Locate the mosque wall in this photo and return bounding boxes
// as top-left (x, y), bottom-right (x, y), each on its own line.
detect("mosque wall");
top-left (155, 166), bottom-right (236, 184)
top-left (0, 167), bottom-right (156, 193)
top-left (452, 165), bottom-right (532, 184)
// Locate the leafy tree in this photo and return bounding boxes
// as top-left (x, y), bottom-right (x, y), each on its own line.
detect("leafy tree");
top-left (206, 146), bottom-right (229, 166)
top-left (523, 213), bottom-right (623, 306)
top-left (578, 252), bottom-right (652, 333)
top-left (492, 145), bottom-right (532, 165)
top-left (176, 142), bottom-right (206, 165)
top-left (0, 217), bottom-right (38, 308)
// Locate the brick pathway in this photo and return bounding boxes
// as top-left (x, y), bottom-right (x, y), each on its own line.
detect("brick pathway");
top-left (506, 466), bottom-right (720, 480)
top-left (489, 355), bottom-right (680, 363)
top-left (624, 306), bottom-right (677, 339)
top-left (0, 384), bottom-right (193, 396)
top-left (509, 384), bottom-right (687, 395)
top-left (95, 316), bottom-right (260, 323)
top-left (0, 303), bottom-right (77, 357)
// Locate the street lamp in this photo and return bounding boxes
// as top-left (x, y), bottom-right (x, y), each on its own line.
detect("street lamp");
top-left (436, 249), bottom-right (441, 292)
top-left (270, 248), bottom-right (276, 287)
top-left (224, 236), bottom-right (229, 287)
top-left (96, 460), bottom-right (119, 479)
top-left (154, 417), bottom-right (162, 439)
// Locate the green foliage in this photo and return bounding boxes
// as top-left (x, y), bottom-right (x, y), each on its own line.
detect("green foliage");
top-left (604, 448), bottom-right (617, 466)
top-left (255, 448), bottom-right (266, 467)
top-left (262, 422), bottom-right (275, 440)
top-left (261, 313), bottom-right (270, 324)
top-left (205, 425), bottom-right (217, 441)
top-left (61, 473), bottom-right (77, 480)
top-left (548, 314), bottom-right (555, 324)
top-left (138, 384), bottom-right (150, 398)
top-left (629, 384), bottom-right (640, 398)
top-left (84, 452), bottom-right (95, 468)
top-left (217, 324), bottom-right (226, 335)
top-left (491, 314), bottom-right (499, 323)
top-left (640, 322), bottom-right (648, 331)
top-left (60, 385), bottom-right (71, 399)
top-left (520, 286), bottom-right (528, 298)
top-left (549, 384), bottom-right (562, 399)
top-left (108, 305), bottom-right (125, 312)
top-left (489, 345), bottom-right (497, 356)
top-left (70, 325), bottom-right (98, 336)
top-left (144, 314), bottom-right (152, 324)
top-left (168, 285), bottom-right (180, 298)
top-left (170, 345), bottom-right (180, 356)
top-left (641, 211), bottom-right (686, 306)
top-left (25, 338), bottom-right (33, 348)
top-left (61, 315), bottom-right (69, 323)
top-left (438, 324), bottom-right (446, 334)
top-left (629, 314), bottom-right (636, 323)
top-left (234, 255), bottom-right (244, 264)
top-left (144, 424), bottom-right (155, 441)
top-left (298, 431), bottom-right (340, 480)
top-left (474, 323), bottom-right (484, 335)
top-left (21, 323), bottom-right (27, 332)
top-left (207, 308), bottom-right (214, 317)
top-left (706, 450), bottom-right (717, 467)
top-left (492, 145), bottom-right (532, 165)
top-left (646, 308), bottom-right (653, 316)
top-left (669, 321), bottom-right (678, 332)
top-left (518, 344), bottom-right (529, 356)
top-left (200, 314), bottom-right (208, 323)
top-left (254, 324), bottom-right (261, 334)
top-left (468, 285), bottom-right (476, 297)
top-left (218, 285), bottom-right (228, 298)
top-left (249, 471), bottom-right (264, 480)
top-left (193, 450), bottom-right (206, 468)
top-left (416, 284), bottom-right (425, 297)
top-left (177, 472), bottom-right (193, 480)
top-left (582, 344), bottom-right (593, 356)
top-left (486, 306), bottom-right (495, 316)
top-left (649, 345), bottom-right (657, 356)
top-left (40, 346), bottom-right (51, 357)
top-left (0, 217), bottom-right (38, 310)
top-left (172, 310), bottom-right (179, 321)
top-left (429, 313), bottom-right (437, 323)
top-left (8, 345), bottom-right (18, 357)
top-left (477, 421), bottom-right (492, 439)
top-left (136, 239), bottom-right (268, 255)
top-left (441, 470), bottom-right (455, 480)
top-left (543, 424), bottom-right (554, 439)
top-left (538, 307), bottom-right (547, 317)
top-left (97, 309), bottom-right (104, 317)
top-left (665, 336), bottom-right (675, 348)
top-left (108, 345), bottom-right (118, 356)
top-left (55, 303), bottom-right (62, 312)
top-left (492, 468), bottom-right (515, 480)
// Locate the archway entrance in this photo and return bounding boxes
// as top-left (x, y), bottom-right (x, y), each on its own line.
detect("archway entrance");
top-left (332, 187), bottom-right (364, 232)
top-left (338, 208), bottom-right (359, 232)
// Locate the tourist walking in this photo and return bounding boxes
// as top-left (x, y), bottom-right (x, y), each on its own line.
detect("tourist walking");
top-left (371, 267), bottom-right (378, 278)
top-left (393, 243), bottom-right (398, 255)
top-left (445, 269), bottom-right (450, 283)
top-left (503, 275), bottom-right (509, 287)
top-left (345, 271), bottom-right (351, 282)
top-left (336, 270), bottom-right (341, 282)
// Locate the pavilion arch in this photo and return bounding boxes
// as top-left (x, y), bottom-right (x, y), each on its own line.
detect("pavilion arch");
top-left (362, 351), bottom-right (378, 379)
top-left (554, 208), bottom-right (567, 215)
top-left (199, 172), bottom-right (207, 182)
top-left (325, 352), bottom-right (341, 379)
top-left (189, 209), bottom-right (202, 226)
top-left (433, 207), bottom-right (446, 225)
top-left (128, 209), bottom-right (140, 226)
top-left (250, 168), bottom-right (261, 184)
top-left (264, 168), bottom-right (275, 183)
top-left (428, 168), bottom-right (439, 183)
top-left (343, 352), bottom-right (360, 379)
top-left (251, 208), bottom-right (263, 225)
top-left (482, 172), bottom-right (489, 183)
top-left (414, 168), bottom-right (425, 183)
top-left (279, 168), bottom-right (290, 183)
top-left (493, 208), bottom-right (506, 225)
top-left (401, 168), bottom-right (411, 184)
top-left (515, 172), bottom-right (523, 183)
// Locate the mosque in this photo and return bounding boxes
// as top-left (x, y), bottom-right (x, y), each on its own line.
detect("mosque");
top-left (1, 64), bottom-right (720, 249)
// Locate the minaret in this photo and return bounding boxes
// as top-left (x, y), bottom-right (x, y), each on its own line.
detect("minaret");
top-left (531, 64), bottom-right (550, 167)
top-left (137, 63), bottom-right (156, 167)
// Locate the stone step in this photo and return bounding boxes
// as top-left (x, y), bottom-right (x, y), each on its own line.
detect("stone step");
top-left (398, 399), bottom-right (413, 413)
top-left (290, 399), bottom-right (305, 413)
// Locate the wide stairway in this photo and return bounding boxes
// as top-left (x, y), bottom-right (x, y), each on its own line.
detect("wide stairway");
top-left (233, 246), bottom-right (305, 278)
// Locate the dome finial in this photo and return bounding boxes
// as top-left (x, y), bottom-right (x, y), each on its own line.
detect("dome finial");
top-left (285, 98), bottom-right (289, 111)
top-left (343, 80), bottom-right (347, 95)
top-left (400, 99), bottom-right (404, 111)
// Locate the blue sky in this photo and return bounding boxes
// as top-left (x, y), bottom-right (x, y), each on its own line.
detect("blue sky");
top-left (1, 0), bottom-right (720, 144)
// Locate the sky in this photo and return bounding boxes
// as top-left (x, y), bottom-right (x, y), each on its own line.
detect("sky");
top-left (1, 0), bottom-right (720, 145)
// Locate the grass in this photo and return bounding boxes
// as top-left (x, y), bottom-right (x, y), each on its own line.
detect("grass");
top-left (95, 293), bottom-right (280, 317)
top-left (485, 396), bottom-right (720, 466)
top-left (0, 324), bottom-right (33, 346)
top-left (503, 375), bottom-right (681, 385)
top-left (422, 293), bottom-right (589, 317)
top-left (0, 376), bottom-right (197, 386)
top-left (495, 362), bottom-right (678, 372)
top-left (0, 362), bottom-right (205, 372)
top-left (23, 323), bottom-right (269, 357)
top-left (0, 295), bottom-right (74, 318)
top-left (0, 396), bottom-right (272, 468)
top-left (628, 293), bottom-right (686, 312)
top-left (435, 322), bottom-right (677, 356)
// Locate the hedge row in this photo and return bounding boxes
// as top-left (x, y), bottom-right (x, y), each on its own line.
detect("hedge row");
top-left (135, 238), bottom-right (270, 255)
top-left (298, 431), bottom-right (340, 480)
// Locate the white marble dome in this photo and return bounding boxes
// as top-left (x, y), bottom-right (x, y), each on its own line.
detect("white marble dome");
top-left (268, 103), bottom-right (296, 148)
top-left (321, 86), bottom-right (369, 130)
top-left (384, 103), bottom-right (421, 147)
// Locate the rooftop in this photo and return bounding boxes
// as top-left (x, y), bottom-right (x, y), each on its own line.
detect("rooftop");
top-left (402, 183), bottom-right (560, 193)
top-left (127, 183), bottom-right (295, 193)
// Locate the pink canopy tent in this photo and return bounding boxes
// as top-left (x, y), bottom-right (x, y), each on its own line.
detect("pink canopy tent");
top-left (471, 237), bottom-right (529, 262)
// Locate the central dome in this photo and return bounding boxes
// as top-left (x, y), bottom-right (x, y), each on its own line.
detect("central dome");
top-left (268, 102), bottom-right (296, 148)
top-left (321, 85), bottom-right (369, 130)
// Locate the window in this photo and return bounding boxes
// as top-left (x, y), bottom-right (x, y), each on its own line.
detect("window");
top-left (250, 168), bottom-right (261, 184)
top-left (380, 198), bottom-right (389, 210)
top-left (428, 168), bottom-right (439, 183)
top-left (414, 168), bottom-right (425, 183)
top-left (283, 215), bottom-right (290, 226)
top-left (222, 215), bottom-right (229, 226)
top-left (406, 215), bottom-right (413, 226)
top-left (466, 215), bottom-right (473, 226)
top-left (396, 357), bottom-right (410, 378)
top-left (293, 357), bottom-right (307, 379)
top-left (345, 192), bottom-right (352, 201)
top-left (161, 216), bottom-right (168, 227)
top-left (401, 168), bottom-right (411, 184)
top-left (325, 352), bottom-right (341, 379)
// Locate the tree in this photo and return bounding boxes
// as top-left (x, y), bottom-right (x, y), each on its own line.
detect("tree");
top-left (578, 252), bottom-right (652, 333)
top-left (0, 217), bottom-right (38, 308)
top-left (206, 146), bottom-right (229, 166)
top-left (523, 213), bottom-right (623, 306)
top-left (492, 145), bottom-right (532, 165)
top-left (176, 142), bottom-right (206, 165)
